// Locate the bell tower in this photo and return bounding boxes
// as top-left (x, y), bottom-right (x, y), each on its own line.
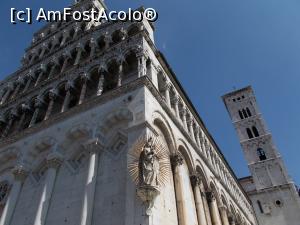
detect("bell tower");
top-left (222, 86), bottom-right (300, 225)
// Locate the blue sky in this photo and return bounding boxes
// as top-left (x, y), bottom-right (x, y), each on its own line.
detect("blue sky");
top-left (0, 0), bottom-right (299, 185)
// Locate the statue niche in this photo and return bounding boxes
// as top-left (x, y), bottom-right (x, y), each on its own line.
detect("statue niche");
top-left (139, 137), bottom-right (160, 187)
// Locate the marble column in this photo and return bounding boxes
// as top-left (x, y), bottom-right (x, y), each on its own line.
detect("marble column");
top-left (191, 175), bottom-right (208, 225)
top-left (187, 118), bottom-right (196, 142)
top-left (89, 38), bottom-right (98, 58)
top-left (220, 206), bottom-right (230, 225)
top-left (1, 87), bottom-right (12, 105)
top-left (208, 192), bottom-right (222, 225)
top-left (29, 99), bottom-right (44, 128)
top-left (48, 63), bottom-right (58, 79)
top-left (10, 81), bottom-right (22, 100)
top-left (60, 32), bottom-right (69, 46)
top-left (80, 138), bottom-right (103, 225)
top-left (117, 62), bottom-right (123, 87)
top-left (35, 64), bottom-right (46, 86)
top-left (171, 95), bottom-right (180, 119)
top-left (180, 107), bottom-right (188, 131)
top-left (97, 72), bottom-right (105, 96)
top-left (1, 115), bottom-right (14, 138)
top-left (61, 52), bottom-right (72, 73)
top-left (171, 154), bottom-right (198, 225)
top-left (171, 154), bottom-right (186, 225)
top-left (74, 46), bottom-right (84, 66)
top-left (17, 104), bottom-right (31, 131)
top-left (61, 83), bottom-right (73, 113)
top-left (201, 191), bottom-right (212, 225)
top-left (137, 54), bottom-right (146, 77)
top-left (104, 34), bottom-right (111, 49)
top-left (23, 75), bottom-right (33, 93)
top-left (44, 91), bottom-right (57, 120)
top-left (79, 74), bottom-right (89, 104)
top-left (33, 151), bottom-right (63, 225)
top-left (163, 82), bottom-right (171, 106)
top-left (0, 165), bottom-right (28, 225)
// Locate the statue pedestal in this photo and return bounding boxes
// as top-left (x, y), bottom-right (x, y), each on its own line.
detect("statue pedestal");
top-left (137, 185), bottom-right (160, 216)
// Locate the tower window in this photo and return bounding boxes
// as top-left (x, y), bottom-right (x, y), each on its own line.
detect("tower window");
top-left (257, 148), bottom-right (267, 161)
top-left (246, 128), bottom-right (254, 139)
top-left (252, 126), bottom-right (259, 137)
top-left (246, 107), bottom-right (252, 117)
top-left (242, 109), bottom-right (248, 118)
top-left (257, 200), bottom-right (264, 213)
top-left (239, 110), bottom-right (244, 119)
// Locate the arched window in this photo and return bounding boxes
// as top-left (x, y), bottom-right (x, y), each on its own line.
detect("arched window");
top-left (257, 200), bottom-right (264, 213)
top-left (257, 148), bottom-right (267, 161)
top-left (252, 126), bottom-right (259, 137)
top-left (246, 128), bottom-right (254, 139)
top-left (242, 109), bottom-right (248, 118)
top-left (239, 110), bottom-right (244, 120)
top-left (246, 107), bottom-right (252, 117)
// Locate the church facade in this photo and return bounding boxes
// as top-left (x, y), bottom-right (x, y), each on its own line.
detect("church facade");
top-left (0, 1), bottom-right (258, 225)
top-left (223, 87), bottom-right (300, 225)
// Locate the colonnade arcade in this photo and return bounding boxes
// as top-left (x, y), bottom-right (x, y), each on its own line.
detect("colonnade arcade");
top-left (168, 140), bottom-right (250, 225)
top-left (0, 48), bottom-right (142, 139)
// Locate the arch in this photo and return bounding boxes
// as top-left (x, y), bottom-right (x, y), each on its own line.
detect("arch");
top-left (178, 143), bottom-right (195, 174)
top-left (195, 162), bottom-right (209, 190)
top-left (209, 180), bottom-right (222, 205)
top-left (257, 148), bottom-right (267, 161)
top-left (239, 110), bottom-right (243, 120)
top-left (246, 128), bottom-right (254, 139)
top-left (252, 126), bottom-right (259, 137)
top-left (152, 111), bottom-right (176, 155)
top-left (220, 191), bottom-right (230, 208)
top-left (246, 107), bottom-right (252, 117)
top-left (242, 109), bottom-right (248, 118)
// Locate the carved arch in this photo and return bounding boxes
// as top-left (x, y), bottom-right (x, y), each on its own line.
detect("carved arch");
top-left (152, 111), bottom-right (176, 155)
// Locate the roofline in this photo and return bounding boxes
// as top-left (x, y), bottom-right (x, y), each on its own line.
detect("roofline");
top-left (221, 85), bottom-right (253, 100)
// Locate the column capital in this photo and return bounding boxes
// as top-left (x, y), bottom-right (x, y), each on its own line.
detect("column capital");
top-left (190, 174), bottom-right (203, 187)
top-left (206, 191), bottom-right (217, 203)
top-left (186, 118), bottom-right (195, 127)
top-left (171, 94), bottom-right (180, 105)
top-left (34, 97), bottom-right (45, 108)
top-left (46, 151), bottom-right (63, 169)
top-left (219, 204), bottom-right (228, 212)
top-left (49, 89), bottom-right (59, 100)
top-left (171, 154), bottom-right (184, 168)
top-left (21, 103), bottom-right (32, 113)
top-left (83, 138), bottom-right (105, 154)
top-left (12, 164), bottom-right (29, 182)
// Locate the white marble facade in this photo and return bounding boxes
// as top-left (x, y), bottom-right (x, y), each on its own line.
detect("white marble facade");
top-left (0, 1), bottom-right (257, 225)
